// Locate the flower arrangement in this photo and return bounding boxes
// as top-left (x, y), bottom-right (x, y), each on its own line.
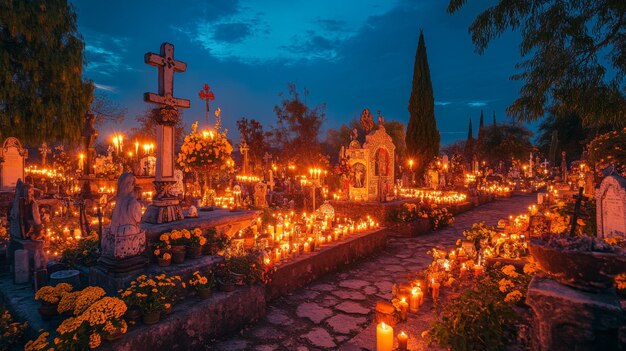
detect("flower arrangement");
top-left (34, 283), bottom-right (73, 305)
top-left (121, 274), bottom-right (183, 316)
top-left (27, 287), bottom-right (127, 351)
top-left (60, 230), bottom-right (100, 267)
top-left (189, 271), bottom-right (214, 290)
top-left (177, 121), bottom-right (234, 174)
top-left (219, 251), bottom-right (276, 285)
top-left (390, 203), bottom-right (425, 223)
top-left (333, 155), bottom-right (351, 176)
top-left (0, 226), bottom-right (8, 246)
top-left (187, 228), bottom-right (207, 248)
top-left (420, 206), bottom-right (454, 230)
top-left (463, 221), bottom-right (497, 249)
top-left (204, 227), bottom-right (231, 254)
top-left (0, 307), bottom-right (27, 350)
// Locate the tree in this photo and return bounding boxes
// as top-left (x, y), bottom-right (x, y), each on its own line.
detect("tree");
top-left (448, 0), bottom-right (626, 127)
top-left (360, 108), bottom-right (374, 134)
top-left (476, 123), bottom-right (534, 167)
top-left (464, 118), bottom-right (474, 158)
top-left (236, 117), bottom-right (268, 171)
top-left (0, 0), bottom-right (94, 145)
top-left (406, 31), bottom-right (440, 176)
top-left (128, 107), bottom-right (185, 147)
top-left (273, 83), bottom-right (325, 167)
top-left (477, 110), bottom-right (485, 142)
top-left (383, 120), bottom-right (407, 163)
top-left (91, 91), bottom-right (126, 128)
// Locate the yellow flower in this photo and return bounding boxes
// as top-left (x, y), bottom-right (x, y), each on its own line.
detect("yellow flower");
top-left (89, 333), bottom-right (101, 349)
top-left (504, 290), bottom-right (523, 303)
top-left (154, 249), bottom-right (161, 256)
top-left (498, 278), bottom-right (515, 293)
top-left (25, 332), bottom-right (50, 351)
top-left (163, 253), bottom-right (172, 260)
top-left (74, 286), bottom-right (106, 315)
top-left (523, 260), bottom-right (539, 275)
top-left (57, 317), bottom-right (84, 335)
top-left (57, 291), bottom-right (81, 314)
top-left (501, 265), bottom-right (520, 278)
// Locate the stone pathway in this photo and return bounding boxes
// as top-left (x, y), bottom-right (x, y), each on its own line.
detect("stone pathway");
top-left (208, 194), bottom-right (536, 351)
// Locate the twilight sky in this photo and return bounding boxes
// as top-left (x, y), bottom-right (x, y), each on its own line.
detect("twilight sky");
top-left (71, 0), bottom-right (526, 145)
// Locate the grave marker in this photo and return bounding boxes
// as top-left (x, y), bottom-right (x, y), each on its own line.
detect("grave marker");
top-left (0, 137), bottom-right (27, 190)
top-left (596, 174), bottom-right (626, 239)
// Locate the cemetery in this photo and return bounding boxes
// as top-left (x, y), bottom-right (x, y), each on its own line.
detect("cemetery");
top-left (0, 1), bottom-right (625, 350)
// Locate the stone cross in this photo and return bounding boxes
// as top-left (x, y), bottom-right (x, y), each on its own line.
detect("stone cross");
top-left (144, 42), bottom-right (190, 187)
top-left (142, 42), bottom-right (188, 224)
top-left (240, 141), bottom-right (250, 175)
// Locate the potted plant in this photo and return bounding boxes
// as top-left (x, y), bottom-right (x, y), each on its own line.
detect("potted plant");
top-left (203, 227), bottom-right (231, 255)
top-left (166, 230), bottom-right (187, 264)
top-left (463, 221), bottom-right (498, 252)
top-left (34, 283), bottom-right (73, 320)
top-left (186, 228), bottom-right (206, 259)
top-left (215, 261), bottom-right (237, 292)
top-left (228, 255), bottom-right (250, 285)
top-left (188, 271), bottom-right (214, 299)
top-left (153, 241), bottom-right (172, 267)
top-left (125, 274), bottom-right (182, 324)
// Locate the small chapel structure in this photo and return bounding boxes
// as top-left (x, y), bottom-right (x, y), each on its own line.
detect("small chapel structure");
top-left (345, 122), bottom-right (395, 202)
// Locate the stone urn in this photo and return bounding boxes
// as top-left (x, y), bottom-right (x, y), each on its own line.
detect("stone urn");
top-left (529, 241), bottom-right (626, 291)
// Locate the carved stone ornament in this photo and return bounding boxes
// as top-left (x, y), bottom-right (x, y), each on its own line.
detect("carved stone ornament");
top-left (154, 105), bottom-right (180, 125)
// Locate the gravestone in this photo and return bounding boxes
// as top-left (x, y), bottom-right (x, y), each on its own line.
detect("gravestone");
top-left (0, 137), bottom-right (27, 190)
top-left (596, 174), bottom-right (626, 239)
top-left (14, 249), bottom-right (29, 284)
top-left (142, 42), bottom-right (189, 224)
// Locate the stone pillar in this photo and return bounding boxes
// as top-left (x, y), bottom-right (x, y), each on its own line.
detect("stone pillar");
top-left (526, 276), bottom-right (623, 351)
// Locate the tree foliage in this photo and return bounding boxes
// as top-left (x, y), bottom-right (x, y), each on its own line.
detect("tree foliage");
top-left (406, 31), bottom-right (440, 176)
top-left (236, 117), bottom-right (268, 172)
top-left (537, 112), bottom-right (589, 163)
top-left (383, 120), bottom-right (407, 162)
top-left (448, 0), bottom-right (626, 127)
top-left (359, 108), bottom-right (374, 134)
top-left (128, 107), bottom-right (185, 147)
top-left (0, 0), bottom-right (94, 145)
top-left (273, 83), bottom-right (325, 167)
top-left (476, 123), bottom-right (534, 167)
top-left (90, 91), bottom-right (126, 128)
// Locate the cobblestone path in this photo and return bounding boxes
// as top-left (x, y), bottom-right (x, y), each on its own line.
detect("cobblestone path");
top-left (210, 194), bottom-right (536, 351)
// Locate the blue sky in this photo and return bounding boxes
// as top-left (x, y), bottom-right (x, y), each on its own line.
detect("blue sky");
top-left (72, 0), bottom-right (526, 145)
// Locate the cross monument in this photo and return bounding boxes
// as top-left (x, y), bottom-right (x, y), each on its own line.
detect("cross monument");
top-left (142, 42), bottom-right (189, 224)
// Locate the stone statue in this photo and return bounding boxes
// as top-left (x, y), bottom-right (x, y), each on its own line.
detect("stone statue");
top-left (377, 110), bottom-right (385, 127)
top-left (349, 128), bottom-right (361, 149)
top-left (81, 112), bottom-right (98, 175)
top-left (187, 205), bottom-right (198, 218)
top-left (101, 173), bottom-right (146, 260)
top-left (254, 182), bottom-right (268, 208)
top-left (10, 179), bottom-right (42, 240)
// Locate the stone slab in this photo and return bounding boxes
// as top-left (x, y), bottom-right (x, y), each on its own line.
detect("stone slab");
top-left (526, 276), bottom-right (624, 351)
top-left (87, 255), bottom-right (222, 294)
top-left (140, 208), bottom-right (260, 241)
top-left (14, 249), bottom-right (29, 284)
top-left (266, 228), bottom-right (387, 300)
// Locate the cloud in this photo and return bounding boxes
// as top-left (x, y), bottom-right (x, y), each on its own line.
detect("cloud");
top-left (94, 83), bottom-right (117, 93)
top-left (188, 0), bottom-right (399, 63)
top-left (212, 22), bottom-right (252, 43)
top-left (83, 31), bottom-right (134, 77)
top-left (435, 101), bottom-right (452, 106)
top-left (467, 101), bottom-right (488, 107)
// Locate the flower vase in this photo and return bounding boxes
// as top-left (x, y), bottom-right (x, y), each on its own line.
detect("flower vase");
top-left (231, 272), bottom-right (246, 286)
top-left (186, 246), bottom-right (202, 259)
top-left (171, 245), bottom-right (186, 264)
top-left (142, 311), bottom-right (160, 325)
top-left (157, 257), bottom-right (171, 267)
top-left (38, 302), bottom-right (59, 321)
top-left (197, 287), bottom-right (212, 299)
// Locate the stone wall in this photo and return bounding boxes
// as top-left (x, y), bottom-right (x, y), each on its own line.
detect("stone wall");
top-left (266, 229), bottom-right (387, 300)
top-left (104, 285), bottom-right (266, 351)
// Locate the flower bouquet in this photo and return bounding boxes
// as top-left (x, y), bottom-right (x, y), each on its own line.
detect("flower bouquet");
top-left (188, 271), bottom-right (214, 299)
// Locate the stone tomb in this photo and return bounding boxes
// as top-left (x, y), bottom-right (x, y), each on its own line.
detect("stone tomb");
top-left (346, 125), bottom-right (395, 202)
top-left (596, 174), bottom-right (626, 239)
top-left (0, 137), bottom-right (27, 190)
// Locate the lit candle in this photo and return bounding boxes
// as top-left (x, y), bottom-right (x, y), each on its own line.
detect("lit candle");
top-left (473, 264), bottom-right (484, 277)
top-left (431, 278), bottom-right (440, 300)
top-left (399, 297), bottom-right (408, 321)
top-left (409, 287), bottom-right (420, 313)
top-left (62, 227), bottom-right (70, 237)
top-left (73, 228), bottom-right (82, 240)
top-left (460, 263), bottom-right (467, 278)
top-left (376, 322), bottom-right (394, 351)
top-left (275, 248), bottom-right (282, 262)
top-left (397, 331), bottom-right (408, 351)
top-left (276, 224), bottom-right (284, 236)
top-left (268, 225), bottom-right (275, 237)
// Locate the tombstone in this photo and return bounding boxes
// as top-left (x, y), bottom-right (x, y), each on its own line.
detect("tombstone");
top-left (141, 43), bottom-right (189, 224)
top-left (596, 174), bottom-right (626, 239)
top-left (0, 137), bottom-right (27, 190)
top-left (254, 182), bottom-right (268, 208)
top-left (14, 249), bottom-right (29, 284)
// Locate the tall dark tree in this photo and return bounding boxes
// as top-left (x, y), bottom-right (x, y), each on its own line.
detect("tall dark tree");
top-left (273, 83), bottom-right (325, 167)
top-left (476, 123), bottom-right (534, 167)
top-left (492, 111), bottom-right (497, 126)
top-left (0, 0), bottom-right (94, 145)
top-left (464, 118), bottom-right (474, 157)
top-left (236, 117), bottom-right (268, 171)
top-left (477, 110), bottom-right (485, 141)
top-left (406, 31), bottom-right (440, 175)
top-left (448, 0), bottom-right (626, 127)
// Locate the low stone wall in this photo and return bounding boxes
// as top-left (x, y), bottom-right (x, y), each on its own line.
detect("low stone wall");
top-left (384, 218), bottom-right (431, 237)
top-left (266, 228), bottom-right (388, 300)
top-left (104, 285), bottom-right (267, 351)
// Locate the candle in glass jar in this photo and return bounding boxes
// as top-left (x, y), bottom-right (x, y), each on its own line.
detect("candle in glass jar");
top-left (73, 228), bottom-right (82, 240)
top-left (276, 224), bottom-right (284, 236)
top-left (268, 225), bottom-right (275, 237)
top-left (275, 248), bottom-right (282, 262)
top-left (303, 242), bottom-right (310, 253)
top-left (397, 331), bottom-right (408, 351)
top-left (473, 264), bottom-right (484, 277)
top-left (376, 322), bottom-right (393, 351)
top-left (460, 263), bottom-right (467, 278)
top-left (410, 287), bottom-right (421, 312)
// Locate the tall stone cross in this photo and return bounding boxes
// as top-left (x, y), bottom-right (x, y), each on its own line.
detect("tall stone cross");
top-left (142, 42), bottom-right (188, 223)
top-left (144, 43), bottom-right (190, 187)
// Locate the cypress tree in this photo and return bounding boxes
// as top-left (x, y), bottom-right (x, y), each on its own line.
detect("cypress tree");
top-left (549, 130), bottom-right (559, 165)
top-left (406, 30), bottom-right (440, 176)
top-left (464, 118), bottom-right (474, 157)
top-left (477, 110), bottom-right (485, 141)
top-left (493, 111), bottom-right (497, 126)
top-left (0, 0), bottom-right (94, 145)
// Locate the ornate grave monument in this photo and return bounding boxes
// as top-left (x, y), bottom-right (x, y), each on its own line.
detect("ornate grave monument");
top-left (141, 42), bottom-right (189, 224)
top-left (346, 121), bottom-right (395, 201)
top-left (0, 137), bottom-right (27, 190)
